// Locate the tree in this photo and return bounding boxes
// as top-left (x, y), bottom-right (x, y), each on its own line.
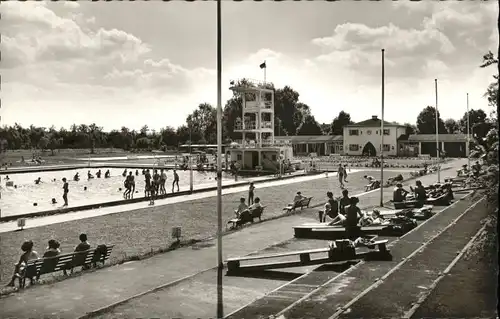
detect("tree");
top-left (187, 103), bottom-right (217, 143)
top-left (330, 111), bottom-right (354, 135)
top-left (320, 123), bottom-right (331, 135)
top-left (274, 86), bottom-right (301, 135)
top-left (444, 118), bottom-right (460, 134)
top-left (135, 137), bottom-right (152, 150)
top-left (403, 123), bottom-right (417, 135)
top-left (416, 106), bottom-right (447, 134)
top-left (480, 51), bottom-right (498, 109)
top-left (458, 109), bottom-right (491, 139)
top-left (38, 136), bottom-right (49, 151)
top-left (297, 115), bottom-right (322, 135)
top-left (160, 126), bottom-right (178, 147)
top-left (47, 136), bottom-right (62, 156)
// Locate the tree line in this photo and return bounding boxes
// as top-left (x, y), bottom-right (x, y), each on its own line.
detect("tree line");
top-left (0, 52), bottom-right (497, 154)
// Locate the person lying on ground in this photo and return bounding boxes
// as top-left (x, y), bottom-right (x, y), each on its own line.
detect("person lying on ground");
top-left (234, 197), bottom-right (248, 218)
top-left (6, 240), bottom-right (40, 287)
top-left (364, 176), bottom-right (381, 191)
top-left (43, 239), bottom-right (61, 258)
top-left (393, 183), bottom-right (410, 202)
top-left (387, 174), bottom-right (403, 185)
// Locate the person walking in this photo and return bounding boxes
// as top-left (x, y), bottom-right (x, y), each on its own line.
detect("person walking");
top-left (172, 170), bottom-right (180, 192)
top-left (337, 164), bottom-right (345, 189)
top-left (248, 182), bottom-right (255, 205)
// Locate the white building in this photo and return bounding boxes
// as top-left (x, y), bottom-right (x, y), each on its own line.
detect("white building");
top-left (228, 79), bottom-right (293, 172)
top-left (343, 115), bottom-right (407, 157)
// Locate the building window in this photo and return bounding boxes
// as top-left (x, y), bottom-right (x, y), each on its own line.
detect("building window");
top-left (349, 144), bottom-right (359, 151)
top-left (383, 144), bottom-right (391, 152)
top-left (367, 130), bottom-right (372, 135)
top-left (271, 155), bottom-right (277, 161)
top-left (237, 154), bottom-right (242, 160)
top-left (376, 130), bottom-right (379, 134)
top-left (383, 129), bottom-right (390, 135)
top-left (349, 129), bottom-right (359, 136)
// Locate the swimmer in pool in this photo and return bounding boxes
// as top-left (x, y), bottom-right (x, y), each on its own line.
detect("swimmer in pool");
top-left (34, 177), bottom-right (42, 185)
top-left (122, 169), bottom-right (127, 177)
top-left (5, 175), bottom-right (9, 181)
top-left (104, 170), bottom-right (111, 178)
top-left (87, 171), bottom-right (94, 180)
top-left (135, 170), bottom-right (139, 176)
top-left (74, 173), bottom-right (80, 181)
top-left (96, 170), bottom-right (102, 178)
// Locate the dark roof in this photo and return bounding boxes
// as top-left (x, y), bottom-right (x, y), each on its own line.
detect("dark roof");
top-left (347, 117), bottom-right (404, 127)
top-left (407, 134), bottom-right (471, 142)
top-left (275, 135), bottom-right (343, 143)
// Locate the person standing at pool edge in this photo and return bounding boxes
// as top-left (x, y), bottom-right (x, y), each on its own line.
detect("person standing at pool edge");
top-left (337, 164), bottom-right (345, 188)
top-left (62, 178), bottom-right (69, 206)
top-left (172, 170), bottom-right (180, 192)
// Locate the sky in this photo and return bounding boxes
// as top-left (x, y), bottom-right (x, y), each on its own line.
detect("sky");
top-left (0, 1), bottom-right (497, 131)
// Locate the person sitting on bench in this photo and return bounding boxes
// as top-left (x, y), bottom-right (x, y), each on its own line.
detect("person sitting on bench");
top-left (234, 197), bottom-right (248, 218)
top-left (339, 189), bottom-right (350, 215)
top-left (286, 192), bottom-right (306, 210)
top-left (393, 183), bottom-right (409, 202)
top-left (6, 240), bottom-right (40, 287)
top-left (411, 180), bottom-right (428, 201)
top-left (248, 197), bottom-right (262, 211)
top-left (43, 239), bottom-right (61, 258)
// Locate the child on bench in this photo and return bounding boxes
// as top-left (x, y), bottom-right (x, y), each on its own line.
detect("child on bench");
top-left (234, 197), bottom-right (248, 218)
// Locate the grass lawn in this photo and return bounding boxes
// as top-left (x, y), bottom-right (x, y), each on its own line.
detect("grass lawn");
top-left (0, 169), bottom-right (407, 290)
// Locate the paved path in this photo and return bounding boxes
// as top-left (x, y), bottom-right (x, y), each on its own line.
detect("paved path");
top-left (0, 160), bottom-right (466, 319)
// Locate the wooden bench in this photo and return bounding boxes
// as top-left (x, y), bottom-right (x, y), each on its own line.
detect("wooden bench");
top-left (283, 197), bottom-right (313, 212)
top-left (19, 245), bottom-right (114, 288)
top-left (227, 206), bottom-right (266, 229)
top-left (226, 239), bottom-right (390, 273)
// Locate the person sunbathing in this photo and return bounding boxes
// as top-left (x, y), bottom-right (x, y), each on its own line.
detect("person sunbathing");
top-left (393, 183), bottom-right (409, 202)
top-left (6, 240), bottom-right (40, 287)
top-left (364, 176), bottom-right (381, 191)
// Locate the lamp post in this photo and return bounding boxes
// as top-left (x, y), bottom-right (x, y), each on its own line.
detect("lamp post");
top-left (216, 0), bottom-right (223, 317)
top-left (466, 93), bottom-right (470, 169)
top-left (435, 79), bottom-right (440, 183)
top-left (380, 48), bottom-right (385, 207)
top-left (189, 125), bottom-right (193, 192)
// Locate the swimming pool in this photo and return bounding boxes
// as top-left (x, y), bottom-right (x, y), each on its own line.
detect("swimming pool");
top-left (0, 167), bottom-right (233, 218)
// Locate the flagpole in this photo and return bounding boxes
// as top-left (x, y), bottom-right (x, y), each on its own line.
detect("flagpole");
top-left (216, 0), bottom-right (224, 317)
top-left (380, 48), bottom-right (385, 207)
top-left (466, 93), bottom-right (470, 169)
top-left (435, 79), bottom-right (440, 183)
top-left (264, 60), bottom-right (267, 84)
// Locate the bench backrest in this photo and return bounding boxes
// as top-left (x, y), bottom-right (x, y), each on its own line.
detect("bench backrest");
top-left (250, 206), bottom-right (265, 218)
top-left (25, 245), bottom-right (115, 277)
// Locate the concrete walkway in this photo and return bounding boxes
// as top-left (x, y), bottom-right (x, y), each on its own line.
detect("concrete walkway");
top-left (0, 160), bottom-right (466, 319)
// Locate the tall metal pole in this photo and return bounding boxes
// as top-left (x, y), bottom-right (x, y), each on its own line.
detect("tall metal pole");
top-left (466, 93), bottom-right (470, 169)
top-left (264, 61), bottom-right (267, 84)
top-left (216, 0), bottom-right (224, 317)
top-left (189, 126), bottom-right (193, 192)
top-left (435, 79), bottom-right (440, 183)
top-left (380, 49), bottom-right (385, 207)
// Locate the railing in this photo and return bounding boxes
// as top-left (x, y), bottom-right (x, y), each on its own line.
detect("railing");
top-left (261, 122), bottom-right (273, 129)
top-left (234, 121), bottom-right (257, 130)
top-left (231, 78), bottom-right (273, 89)
top-left (244, 101), bottom-right (273, 109)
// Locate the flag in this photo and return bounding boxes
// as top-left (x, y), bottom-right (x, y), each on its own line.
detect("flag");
top-left (259, 61), bottom-right (266, 69)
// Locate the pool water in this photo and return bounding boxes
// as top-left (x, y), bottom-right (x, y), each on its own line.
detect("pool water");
top-left (0, 168), bottom-right (233, 218)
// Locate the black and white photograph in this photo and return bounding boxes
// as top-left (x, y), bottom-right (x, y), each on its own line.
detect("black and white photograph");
top-left (0, 1), bottom-right (498, 318)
